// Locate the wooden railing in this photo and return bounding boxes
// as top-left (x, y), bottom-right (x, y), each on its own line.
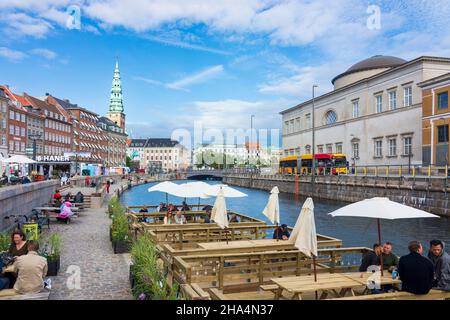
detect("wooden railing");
top-left (170, 246), bottom-right (368, 291)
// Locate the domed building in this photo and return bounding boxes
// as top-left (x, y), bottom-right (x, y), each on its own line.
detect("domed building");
top-left (332, 55), bottom-right (407, 90)
top-left (280, 55), bottom-right (450, 167)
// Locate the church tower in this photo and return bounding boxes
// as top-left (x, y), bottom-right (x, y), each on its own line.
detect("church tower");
top-left (107, 60), bottom-right (126, 130)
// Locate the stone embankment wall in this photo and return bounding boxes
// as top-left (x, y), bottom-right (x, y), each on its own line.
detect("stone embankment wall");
top-left (223, 174), bottom-right (450, 217)
top-left (0, 180), bottom-right (60, 231)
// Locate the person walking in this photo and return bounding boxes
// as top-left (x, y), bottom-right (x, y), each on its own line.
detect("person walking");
top-left (85, 175), bottom-right (90, 187)
top-left (398, 240), bottom-right (434, 295)
top-left (427, 240), bottom-right (450, 291)
top-left (106, 179), bottom-right (111, 194)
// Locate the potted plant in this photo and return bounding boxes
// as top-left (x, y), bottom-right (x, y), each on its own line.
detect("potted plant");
top-left (0, 233), bottom-right (10, 253)
top-left (130, 235), bottom-right (178, 300)
top-left (40, 233), bottom-right (61, 276)
top-left (111, 211), bottom-right (131, 254)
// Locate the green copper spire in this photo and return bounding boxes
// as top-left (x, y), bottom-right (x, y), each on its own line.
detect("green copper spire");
top-left (109, 60), bottom-right (124, 113)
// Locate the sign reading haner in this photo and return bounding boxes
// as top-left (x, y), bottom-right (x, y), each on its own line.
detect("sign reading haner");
top-left (36, 155), bottom-right (71, 162)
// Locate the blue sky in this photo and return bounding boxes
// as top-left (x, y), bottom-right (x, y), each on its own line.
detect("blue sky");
top-left (0, 0), bottom-right (449, 144)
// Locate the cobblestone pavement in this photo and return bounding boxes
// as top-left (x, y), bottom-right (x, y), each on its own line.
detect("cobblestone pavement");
top-left (46, 184), bottom-right (133, 300)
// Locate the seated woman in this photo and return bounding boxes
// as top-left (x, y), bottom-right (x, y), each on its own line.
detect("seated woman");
top-left (4, 230), bottom-right (28, 289)
top-left (174, 210), bottom-right (187, 224)
top-left (9, 230), bottom-right (28, 257)
top-left (163, 211), bottom-right (174, 225)
top-left (273, 224), bottom-right (290, 240)
top-left (56, 201), bottom-right (74, 224)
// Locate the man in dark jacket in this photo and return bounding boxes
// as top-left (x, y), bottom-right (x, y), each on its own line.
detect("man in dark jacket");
top-left (359, 244), bottom-right (382, 272)
top-left (427, 240), bottom-right (450, 291)
top-left (398, 240), bottom-right (434, 295)
top-left (273, 224), bottom-right (290, 240)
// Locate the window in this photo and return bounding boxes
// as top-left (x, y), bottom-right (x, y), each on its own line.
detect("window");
top-left (388, 138), bottom-right (397, 156)
top-left (289, 120), bottom-right (294, 133)
top-left (1, 102), bottom-right (6, 113)
top-left (352, 143), bottom-right (359, 159)
top-left (15, 141), bottom-right (19, 151)
top-left (403, 137), bottom-right (412, 155)
top-left (317, 145), bottom-right (324, 153)
top-left (9, 125), bottom-right (14, 135)
top-left (295, 147), bottom-right (301, 155)
top-left (9, 110), bottom-right (14, 120)
top-left (335, 143), bottom-right (343, 154)
top-left (306, 114), bottom-right (311, 129)
top-left (284, 121), bottom-right (289, 134)
top-left (404, 86), bottom-right (412, 107)
top-left (389, 91), bottom-right (397, 110)
top-left (9, 141), bottom-right (14, 151)
top-left (352, 100), bottom-right (359, 118)
top-left (438, 92), bottom-right (449, 109)
top-left (15, 126), bottom-right (19, 136)
top-left (374, 140), bottom-right (383, 157)
top-left (325, 110), bottom-right (337, 125)
top-left (1, 135), bottom-right (6, 146)
top-left (305, 145), bottom-right (311, 154)
top-left (326, 144), bottom-right (332, 154)
top-left (375, 95), bottom-right (382, 113)
top-left (21, 114), bottom-right (25, 122)
top-left (21, 142), bottom-right (25, 152)
top-left (295, 118), bottom-right (301, 132)
top-left (15, 113), bottom-right (20, 121)
top-left (437, 125), bottom-right (449, 143)
top-left (21, 127), bottom-right (25, 137)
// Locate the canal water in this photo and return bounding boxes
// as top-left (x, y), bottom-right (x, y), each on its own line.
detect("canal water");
top-left (121, 180), bottom-right (450, 257)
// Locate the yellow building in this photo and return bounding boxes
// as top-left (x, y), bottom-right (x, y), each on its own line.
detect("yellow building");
top-left (418, 73), bottom-right (450, 166)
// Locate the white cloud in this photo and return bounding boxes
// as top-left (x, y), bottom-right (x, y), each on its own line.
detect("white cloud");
top-left (0, 12), bottom-right (54, 38)
top-left (0, 47), bottom-right (27, 61)
top-left (30, 48), bottom-right (57, 59)
top-left (135, 65), bottom-right (225, 91)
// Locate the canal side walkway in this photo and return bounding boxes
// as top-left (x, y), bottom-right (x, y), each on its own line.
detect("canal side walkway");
top-left (47, 183), bottom-right (133, 300)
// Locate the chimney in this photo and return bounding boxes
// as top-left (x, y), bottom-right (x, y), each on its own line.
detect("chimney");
top-left (64, 99), bottom-right (70, 103)
top-left (45, 93), bottom-right (50, 96)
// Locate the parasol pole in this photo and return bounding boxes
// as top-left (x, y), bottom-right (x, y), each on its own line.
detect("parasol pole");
top-left (276, 222), bottom-right (279, 242)
top-left (377, 218), bottom-right (384, 276)
top-left (165, 192), bottom-right (168, 204)
top-left (313, 254), bottom-right (318, 299)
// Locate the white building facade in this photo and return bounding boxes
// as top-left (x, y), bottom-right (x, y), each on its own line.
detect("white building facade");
top-left (127, 138), bottom-right (191, 172)
top-left (281, 56), bottom-right (450, 167)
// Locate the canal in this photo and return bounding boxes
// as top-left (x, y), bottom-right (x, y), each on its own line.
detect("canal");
top-left (121, 180), bottom-right (450, 256)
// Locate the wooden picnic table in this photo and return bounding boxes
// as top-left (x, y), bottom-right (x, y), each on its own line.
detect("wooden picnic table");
top-left (34, 207), bottom-right (79, 212)
top-left (269, 272), bottom-right (401, 300)
top-left (197, 239), bottom-right (285, 250)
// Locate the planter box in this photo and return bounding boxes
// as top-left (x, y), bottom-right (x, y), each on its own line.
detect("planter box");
top-left (129, 264), bottom-right (136, 288)
top-left (47, 256), bottom-right (60, 276)
top-left (112, 240), bottom-right (131, 254)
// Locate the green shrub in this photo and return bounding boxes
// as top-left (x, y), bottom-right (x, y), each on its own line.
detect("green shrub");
top-left (131, 235), bottom-right (178, 300)
top-left (111, 212), bottom-right (129, 242)
top-left (0, 233), bottom-right (10, 252)
top-left (108, 196), bottom-right (120, 216)
top-left (38, 232), bottom-right (61, 261)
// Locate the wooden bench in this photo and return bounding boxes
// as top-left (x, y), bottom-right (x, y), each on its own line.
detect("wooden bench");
top-left (327, 290), bottom-right (450, 300)
top-left (180, 284), bottom-right (210, 300)
top-left (209, 288), bottom-right (276, 300)
top-left (0, 289), bottom-right (50, 300)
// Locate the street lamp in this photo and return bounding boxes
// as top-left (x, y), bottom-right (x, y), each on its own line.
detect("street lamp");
top-left (28, 133), bottom-right (42, 172)
top-left (248, 114), bottom-right (255, 169)
top-left (311, 85), bottom-right (318, 195)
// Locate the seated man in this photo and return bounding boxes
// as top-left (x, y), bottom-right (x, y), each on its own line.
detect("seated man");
top-left (12, 241), bottom-right (48, 294)
top-left (139, 207), bottom-right (149, 213)
top-left (398, 240), bottom-right (434, 295)
top-left (381, 242), bottom-right (399, 272)
top-left (228, 213), bottom-right (239, 223)
top-left (181, 201), bottom-right (191, 212)
top-left (174, 210), bottom-right (187, 224)
top-left (427, 240), bottom-right (450, 291)
top-left (74, 191), bottom-right (84, 203)
top-left (273, 224), bottom-right (290, 240)
top-left (203, 208), bottom-right (212, 223)
top-left (359, 244), bottom-right (381, 272)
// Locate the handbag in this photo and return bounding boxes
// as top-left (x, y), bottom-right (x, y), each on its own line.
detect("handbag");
top-left (0, 252), bottom-right (14, 267)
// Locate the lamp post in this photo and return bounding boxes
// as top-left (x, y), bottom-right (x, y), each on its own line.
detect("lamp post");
top-left (311, 85), bottom-right (318, 196)
top-left (29, 133), bottom-right (42, 172)
top-left (248, 114), bottom-right (255, 170)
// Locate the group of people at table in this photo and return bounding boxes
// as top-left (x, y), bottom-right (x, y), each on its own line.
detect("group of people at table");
top-left (138, 202), bottom-right (240, 225)
top-left (358, 240), bottom-right (450, 295)
top-left (51, 189), bottom-right (84, 224)
top-left (0, 230), bottom-right (48, 295)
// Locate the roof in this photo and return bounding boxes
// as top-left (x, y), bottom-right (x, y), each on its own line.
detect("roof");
top-left (25, 93), bottom-right (64, 116)
top-left (97, 116), bottom-right (127, 135)
top-left (417, 72), bottom-right (450, 88)
top-left (280, 56), bottom-right (450, 115)
top-left (48, 94), bottom-right (98, 117)
top-left (128, 138), bottom-right (180, 148)
top-left (332, 55), bottom-right (407, 84)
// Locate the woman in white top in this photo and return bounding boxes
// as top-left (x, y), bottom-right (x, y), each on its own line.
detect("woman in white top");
top-left (163, 211), bottom-right (174, 225)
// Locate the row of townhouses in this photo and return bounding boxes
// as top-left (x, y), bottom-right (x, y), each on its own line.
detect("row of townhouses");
top-left (0, 61), bottom-right (128, 175)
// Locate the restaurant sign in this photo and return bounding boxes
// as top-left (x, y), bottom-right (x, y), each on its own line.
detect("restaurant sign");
top-left (36, 155), bottom-right (71, 162)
